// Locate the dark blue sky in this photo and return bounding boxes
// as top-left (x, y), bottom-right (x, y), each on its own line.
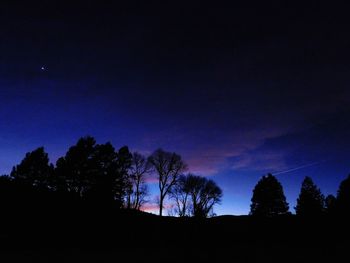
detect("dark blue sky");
top-left (1, 1), bottom-right (350, 214)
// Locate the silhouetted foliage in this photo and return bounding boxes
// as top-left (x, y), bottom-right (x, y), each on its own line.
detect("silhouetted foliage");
top-left (0, 174), bottom-right (12, 182)
top-left (1, 137), bottom-right (350, 263)
top-left (250, 174), bottom-right (289, 216)
top-left (114, 146), bottom-right (133, 206)
top-left (10, 147), bottom-right (54, 189)
top-left (336, 174), bottom-right (350, 216)
top-left (55, 136), bottom-right (132, 207)
top-left (148, 149), bottom-right (187, 216)
top-left (85, 143), bottom-right (130, 207)
top-left (55, 136), bottom-right (97, 195)
top-left (295, 176), bottom-right (325, 217)
top-left (125, 152), bottom-right (150, 210)
top-left (170, 174), bottom-right (222, 218)
top-left (325, 194), bottom-right (337, 215)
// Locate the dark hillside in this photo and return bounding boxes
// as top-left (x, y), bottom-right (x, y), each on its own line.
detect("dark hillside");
top-left (0, 180), bottom-right (348, 262)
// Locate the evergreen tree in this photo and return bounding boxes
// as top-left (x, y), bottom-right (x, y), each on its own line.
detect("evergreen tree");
top-left (55, 136), bottom-right (97, 195)
top-left (114, 146), bottom-right (132, 207)
top-left (55, 137), bottom-right (132, 207)
top-left (336, 174), bottom-right (350, 216)
top-left (325, 194), bottom-right (336, 215)
top-left (11, 147), bottom-right (54, 188)
top-left (295, 176), bottom-right (325, 217)
top-left (85, 142), bottom-right (120, 204)
top-left (250, 174), bottom-right (289, 216)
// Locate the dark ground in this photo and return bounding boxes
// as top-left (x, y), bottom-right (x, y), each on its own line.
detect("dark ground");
top-left (0, 182), bottom-right (348, 262)
top-left (0, 208), bottom-right (348, 262)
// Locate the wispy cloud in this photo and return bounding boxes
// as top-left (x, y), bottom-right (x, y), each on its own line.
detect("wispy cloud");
top-left (135, 121), bottom-right (301, 177)
top-left (230, 151), bottom-right (288, 172)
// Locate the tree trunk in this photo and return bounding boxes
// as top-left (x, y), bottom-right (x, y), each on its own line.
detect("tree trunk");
top-left (159, 196), bottom-right (163, 216)
top-left (135, 178), bottom-right (140, 210)
top-left (127, 195), bottom-right (131, 209)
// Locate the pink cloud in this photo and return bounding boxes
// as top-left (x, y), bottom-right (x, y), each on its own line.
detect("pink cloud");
top-left (136, 123), bottom-right (298, 176)
top-left (181, 126), bottom-right (293, 176)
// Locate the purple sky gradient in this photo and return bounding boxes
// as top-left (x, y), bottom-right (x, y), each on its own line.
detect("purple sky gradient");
top-left (1, 1), bottom-right (350, 215)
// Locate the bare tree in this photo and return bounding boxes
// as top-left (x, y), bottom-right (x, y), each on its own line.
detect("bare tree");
top-left (170, 175), bottom-right (191, 217)
top-left (148, 149), bottom-right (187, 216)
top-left (171, 174), bottom-right (222, 218)
top-left (125, 152), bottom-right (150, 210)
top-left (194, 178), bottom-right (222, 217)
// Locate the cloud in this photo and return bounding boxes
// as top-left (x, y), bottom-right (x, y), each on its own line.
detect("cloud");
top-left (136, 122), bottom-right (296, 177)
top-left (134, 106), bottom-right (350, 177)
top-left (230, 151), bottom-right (287, 172)
top-left (180, 125), bottom-right (295, 176)
top-left (227, 110), bottom-right (350, 176)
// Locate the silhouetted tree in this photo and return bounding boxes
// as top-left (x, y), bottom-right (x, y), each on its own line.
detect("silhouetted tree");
top-left (170, 174), bottom-right (191, 217)
top-left (325, 194), bottom-right (337, 215)
top-left (148, 149), bottom-right (187, 216)
top-left (11, 147), bottom-right (54, 188)
top-left (0, 174), bottom-right (12, 182)
top-left (86, 142), bottom-right (126, 206)
top-left (188, 174), bottom-right (222, 218)
top-left (336, 174), bottom-right (350, 216)
top-left (115, 146), bottom-right (133, 207)
top-left (295, 176), bottom-right (325, 217)
top-left (170, 174), bottom-right (222, 218)
top-left (125, 152), bottom-right (150, 210)
top-left (55, 136), bottom-right (97, 195)
top-left (0, 175), bottom-right (13, 196)
top-left (250, 174), bottom-right (289, 216)
top-left (55, 137), bottom-right (132, 207)
top-left (0, 175), bottom-right (16, 211)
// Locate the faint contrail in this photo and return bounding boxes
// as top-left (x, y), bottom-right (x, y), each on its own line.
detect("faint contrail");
top-left (272, 161), bottom-right (324, 175)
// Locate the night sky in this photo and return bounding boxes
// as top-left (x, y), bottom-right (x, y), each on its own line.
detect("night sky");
top-left (1, 1), bottom-right (350, 215)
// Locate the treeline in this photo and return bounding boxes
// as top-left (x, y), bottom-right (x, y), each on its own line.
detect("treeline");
top-left (1, 136), bottom-right (222, 218)
top-left (250, 173), bottom-right (350, 217)
top-left (1, 136), bottom-right (350, 218)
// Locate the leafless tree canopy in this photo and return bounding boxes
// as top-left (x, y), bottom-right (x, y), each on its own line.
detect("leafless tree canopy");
top-left (169, 175), bottom-right (191, 217)
top-left (125, 152), bottom-right (150, 210)
top-left (171, 174), bottom-right (223, 218)
top-left (148, 149), bottom-right (187, 216)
